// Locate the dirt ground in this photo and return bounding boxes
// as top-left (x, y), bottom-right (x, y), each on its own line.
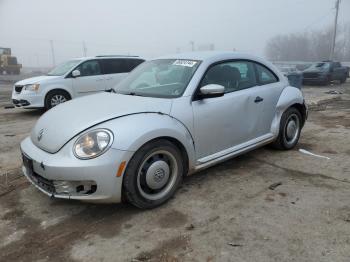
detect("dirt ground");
top-left (0, 81), bottom-right (350, 262)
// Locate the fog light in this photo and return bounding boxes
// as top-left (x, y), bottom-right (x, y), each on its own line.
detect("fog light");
top-left (53, 180), bottom-right (97, 195)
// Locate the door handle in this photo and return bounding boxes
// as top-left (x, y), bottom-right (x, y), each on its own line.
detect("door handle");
top-left (254, 96), bottom-right (264, 103)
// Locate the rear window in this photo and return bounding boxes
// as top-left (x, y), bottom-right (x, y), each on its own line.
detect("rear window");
top-left (100, 58), bottom-right (145, 74)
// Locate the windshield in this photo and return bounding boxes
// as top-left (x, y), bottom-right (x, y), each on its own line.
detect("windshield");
top-left (308, 62), bottom-right (330, 71)
top-left (115, 59), bottom-right (201, 98)
top-left (47, 60), bottom-right (82, 76)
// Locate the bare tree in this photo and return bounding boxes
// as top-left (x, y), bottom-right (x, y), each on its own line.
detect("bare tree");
top-left (265, 23), bottom-right (350, 62)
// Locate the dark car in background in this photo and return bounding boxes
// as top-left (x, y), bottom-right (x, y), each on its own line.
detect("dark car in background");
top-left (302, 61), bottom-right (348, 85)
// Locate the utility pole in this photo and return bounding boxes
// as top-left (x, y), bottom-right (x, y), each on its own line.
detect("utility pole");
top-left (330, 0), bottom-right (340, 60)
top-left (190, 41), bottom-right (195, 51)
top-left (82, 41), bottom-right (87, 57)
top-left (49, 40), bottom-right (56, 66)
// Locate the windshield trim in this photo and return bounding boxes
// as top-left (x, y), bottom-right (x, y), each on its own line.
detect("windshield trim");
top-left (115, 59), bottom-right (202, 99)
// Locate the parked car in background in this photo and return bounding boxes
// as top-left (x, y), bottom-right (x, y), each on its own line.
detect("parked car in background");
top-left (12, 55), bottom-right (145, 109)
top-left (20, 51), bottom-right (307, 208)
top-left (302, 61), bottom-right (348, 85)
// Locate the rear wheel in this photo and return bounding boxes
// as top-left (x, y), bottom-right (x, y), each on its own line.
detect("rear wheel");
top-left (123, 139), bottom-right (183, 209)
top-left (45, 90), bottom-right (70, 110)
top-left (340, 76), bottom-right (346, 84)
top-left (272, 107), bottom-right (302, 150)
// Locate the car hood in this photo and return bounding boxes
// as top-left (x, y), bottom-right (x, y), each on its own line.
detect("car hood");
top-left (15, 75), bottom-right (61, 85)
top-left (31, 93), bottom-right (173, 153)
top-left (303, 69), bottom-right (323, 74)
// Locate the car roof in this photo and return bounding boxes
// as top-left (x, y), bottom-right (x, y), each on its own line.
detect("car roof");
top-left (156, 51), bottom-right (260, 62)
top-left (71, 56), bottom-right (144, 61)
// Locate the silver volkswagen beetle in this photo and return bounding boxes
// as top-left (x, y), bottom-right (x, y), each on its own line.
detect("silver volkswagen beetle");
top-left (21, 51), bottom-right (307, 208)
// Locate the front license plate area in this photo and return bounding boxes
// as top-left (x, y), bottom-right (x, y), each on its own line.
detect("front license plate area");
top-left (21, 153), bottom-right (55, 194)
top-left (22, 153), bottom-right (33, 174)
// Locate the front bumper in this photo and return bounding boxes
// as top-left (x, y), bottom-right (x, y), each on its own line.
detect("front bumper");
top-left (20, 137), bottom-right (134, 203)
top-left (12, 90), bottom-right (45, 108)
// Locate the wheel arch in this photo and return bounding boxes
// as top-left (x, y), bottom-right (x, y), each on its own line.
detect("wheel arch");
top-left (271, 86), bottom-right (306, 136)
top-left (45, 88), bottom-right (72, 100)
top-left (131, 136), bottom-right (190, 176)
top-left (289, 102), bottom-right (307, 127)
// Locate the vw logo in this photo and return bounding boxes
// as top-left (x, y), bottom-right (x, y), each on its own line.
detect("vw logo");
top-left (37, 129), bottom-right (44, 141)
top-left (154, 169), bottom-right (165, 183)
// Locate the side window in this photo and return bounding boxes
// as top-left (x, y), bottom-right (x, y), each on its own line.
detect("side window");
top-left (78, 60), bottom-right (101, 76)
top-left (255, 63), bottom-right (278, 85)
top-left (201, 61), bottom-right (257, 93)
top-left (127, 59), bottom-right (145, 71)
top-left (100, 59), bottom-right (129, 74)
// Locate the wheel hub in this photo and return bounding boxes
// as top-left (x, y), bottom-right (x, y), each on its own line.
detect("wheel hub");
top-left (286, 120), bottom-right (297, 140)
top-left (145, 160), bottom-right (170, 190)
top-left (51, 95), bottom-right (67, 107)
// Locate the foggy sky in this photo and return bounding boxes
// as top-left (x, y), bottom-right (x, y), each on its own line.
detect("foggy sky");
top-left (1, 0), bottom-right (349, 67)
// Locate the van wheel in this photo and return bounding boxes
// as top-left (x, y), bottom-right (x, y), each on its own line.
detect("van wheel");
top-left (272, 107), bottom-right (302, 150)
top-left (123, 139), bottom-right (183, 209)
top-left (45, 90), bottom-right (70, 110)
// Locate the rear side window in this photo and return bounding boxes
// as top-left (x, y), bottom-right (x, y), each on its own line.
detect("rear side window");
top-left (255, 63), bottom-right (278, 85)
top-left (127, 59), bottom-right (145, 71)
top-left (100, 59), bottom-right (145, 74)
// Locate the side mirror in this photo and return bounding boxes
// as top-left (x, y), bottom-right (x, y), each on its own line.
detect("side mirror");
top-left (72, 69), bottom-right (81, 78)
top-left (198, 84), bottom-right (225, 99)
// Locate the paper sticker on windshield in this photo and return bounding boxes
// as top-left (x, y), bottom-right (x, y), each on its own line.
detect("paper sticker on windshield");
top-left (173, 60), bottom-right (197, 67)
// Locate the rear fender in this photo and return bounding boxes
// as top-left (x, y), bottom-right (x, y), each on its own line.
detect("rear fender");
top-left (271, 86), bottom-right (305, 136)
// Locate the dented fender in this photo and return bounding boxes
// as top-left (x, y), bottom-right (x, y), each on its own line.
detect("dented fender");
top-left (271, 86), bottom-right (305, 136)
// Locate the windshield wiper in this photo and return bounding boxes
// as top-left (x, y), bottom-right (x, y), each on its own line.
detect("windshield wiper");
top-left (123, 92), bottom-right (143, 97)
top-left (105, 88), bottom-right (116, 93)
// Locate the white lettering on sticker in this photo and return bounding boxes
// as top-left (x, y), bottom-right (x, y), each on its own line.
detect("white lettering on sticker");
top-left (173, 60), bottom-right (197, 67)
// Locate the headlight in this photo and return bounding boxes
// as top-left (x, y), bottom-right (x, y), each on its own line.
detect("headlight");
top-left (73, 129), bottom-right (113, 159)
top-left (24, 84), bottom-right (40, 91)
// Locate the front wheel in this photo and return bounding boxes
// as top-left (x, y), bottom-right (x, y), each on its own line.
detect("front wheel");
top-left (45, 90), bottom-right (70, 110)
top-left (123, 139), bottom-right (184, 209)
top-left (272, 107), bottom-right (302, 150)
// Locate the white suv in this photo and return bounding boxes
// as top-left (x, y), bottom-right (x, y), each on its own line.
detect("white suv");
top-left (12, 56), bottom-right (145, 110)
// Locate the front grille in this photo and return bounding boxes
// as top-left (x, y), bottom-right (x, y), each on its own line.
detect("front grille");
top-left (303, 73), bottom-right (319, 79)
top-left (31, 172), bottom-right (56, 194)
top-left (15, 85), bottom-right (24, 93)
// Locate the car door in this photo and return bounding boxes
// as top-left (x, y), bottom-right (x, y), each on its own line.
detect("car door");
top-left (252, 63), bottom-right (284, 138)
top-left (72, 60), bottom-right (106, 96)
top-left (331, 62), bottom-right (343, 80)
top-left (192, 60), bottom-right (264, 160)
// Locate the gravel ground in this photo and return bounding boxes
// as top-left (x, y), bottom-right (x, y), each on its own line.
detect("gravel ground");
top-left (0, 81), bottom-right (350, 262)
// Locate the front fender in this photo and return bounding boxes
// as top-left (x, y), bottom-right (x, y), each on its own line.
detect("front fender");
top-left (98, 113), bottom-right (196, 170)
top-left (271, 86), bottom-right (305, 136)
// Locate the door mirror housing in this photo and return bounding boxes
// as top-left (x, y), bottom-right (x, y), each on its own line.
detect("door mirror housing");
top-left (71, 69), bottom-right (81, 78)
top-left (198, 84), bottom-right (225, 99)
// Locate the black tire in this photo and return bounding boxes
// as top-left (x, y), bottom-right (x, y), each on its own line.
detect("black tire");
top-left (272, 107), bottom-right (302, 150)
top-left (321, 76), bottom-right (331, 86)
top-left (123, 139), bottom-right (184, 209)
top-left (340, 76), bottom-right (346, 84)
top-left (44, 90), bottom-right (70, 110)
